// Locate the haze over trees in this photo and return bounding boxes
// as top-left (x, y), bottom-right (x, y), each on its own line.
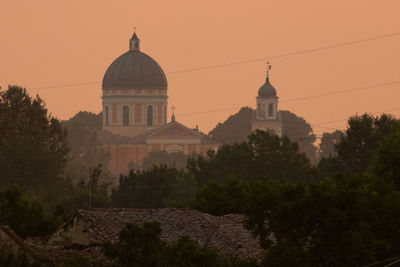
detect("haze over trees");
top-left (0, 86), bottom-right (109, 239)
top-left (208, 107), bottom-right (317, 162)
top-left (2, 86), bottom-right (400, 265)
top-left (188, 130), bottom-right (312, 186)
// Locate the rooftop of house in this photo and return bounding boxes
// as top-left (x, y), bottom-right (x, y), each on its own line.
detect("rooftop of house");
top-left (0, 225), bottom-right (25, 249)
top-left (50, 208), bottom-right (263, 261)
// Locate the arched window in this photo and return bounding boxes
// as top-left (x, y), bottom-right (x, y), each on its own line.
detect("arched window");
top-left (105, 106), bottom-right (109, 126)
top-left (147, 105), bottom-right (153, 126)
top-left (122, 105), bottom-right (129, 126)
top-left (268, 104), bottom-right (273, 117)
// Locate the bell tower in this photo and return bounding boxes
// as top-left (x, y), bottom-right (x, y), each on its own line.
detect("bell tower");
top-left (251, 63), bottom-right (282, 136)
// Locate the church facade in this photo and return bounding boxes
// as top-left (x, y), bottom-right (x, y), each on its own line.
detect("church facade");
top-left (101, 31), bottom-right (218, 176)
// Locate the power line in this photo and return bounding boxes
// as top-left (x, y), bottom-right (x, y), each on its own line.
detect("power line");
top-left (59, 99), bottom-right (400, 134)
top-left (177, 79), bottom-right (400, 117)
top-left (20, 30), bottom-right (400, 91)
top-left (281, 80), bottom-right (400, 103)
top-left (166, 31), bottom-right (400, 75)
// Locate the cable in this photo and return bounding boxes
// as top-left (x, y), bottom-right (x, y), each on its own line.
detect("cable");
top-left (19, 30), bottom-right (400, 91)
top-left (58, 100), bottom-right (400, 135)
top-left (176, 79), bottom-right (400, 117)
top-left (166, 31), bottom-right (400, 75)
top-left (281, 80), bottom-right (400, 103)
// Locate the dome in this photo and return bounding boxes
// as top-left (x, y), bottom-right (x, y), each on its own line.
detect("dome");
top-left (258, 77), bottom-right (277, 98)
top-left (102, 50), bottom-right (167, 90)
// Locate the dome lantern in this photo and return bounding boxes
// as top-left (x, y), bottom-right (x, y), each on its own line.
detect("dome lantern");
top-left (129, 29), bottom-right (140, 51)
top-left (102, 30), bottom-right (167, 90)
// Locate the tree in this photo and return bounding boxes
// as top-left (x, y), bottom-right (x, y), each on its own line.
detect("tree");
top-left (280, 110), bottom-right (317, 163)
top-left (142, 151), bottom-right (188, 170)
top-left (62, 111), bottom-right (108, 168)
top-left (191, 177), bottom-right (248, 215)
top-left (208, 107), bottom-right (254, 144)
top-left (336, 113), bottom-right (400, 175)
top-left (165, 236), bottom-right (232, 267)
top-left (319, 130), bottom-right (343, 159)
top-left (111, 165), bottom-right (197, 208)
top-left (0, 86), bottom-right (69, 187)
top-left (188, 130), bottom-right (312, 186)
top-left (0, 185), bottom-right (65, 238)
top-left (103, 222), bottom-right (167, 267)
top-left (371, 129), bottom-right (400, 190)
top-left (103, 222), bottom-right (252, 267)
top-left (207, 108), bottom-right (317, 162)
top-left (46, 164), bottom-right (110, 212)
top-left (62, 111), bottom-right (111, 184)
top-left (244, 174), bottom-right (400, 266)
top-left (0, 245), bottom-right (52, 267)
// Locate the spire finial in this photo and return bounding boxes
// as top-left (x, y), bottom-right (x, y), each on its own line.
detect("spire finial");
top-left (171, 105), bottom-right (176, 122)
top-left (266, 61), bottom-right (272, 79)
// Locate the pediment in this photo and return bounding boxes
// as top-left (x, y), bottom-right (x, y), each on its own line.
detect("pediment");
top-left (146, 121), bottom-right (201, 139)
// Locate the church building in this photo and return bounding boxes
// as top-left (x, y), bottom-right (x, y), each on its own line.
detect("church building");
top-left (101, 31), bottom-right (218, 176)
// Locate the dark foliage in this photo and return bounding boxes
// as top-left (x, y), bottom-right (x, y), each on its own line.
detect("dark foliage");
top-left (103, 222), bottom-right (256, 267)
top-left (0, 186), bottom-right (65, 238)
top-left (319, 113), bottom-right (400, 177)
top-left (0, 86), bottom-right (69, 187)
top-left (188, 130), bottom-right (312, 186)
top-left (280, 110), bottom-right (317, 163)
top-left (0, 246), bottom-right (53, 267)
top-left (62, 111), bottom-right (108, 167)
top-left (207, 107), bottom-right (317, 162)
top-left (318, 130), bottom-right (343, 159)
top-left (208, 107), bottom-right (254, 144)
top-left (371, 128), bottom-right (400, 190)
top-left (191, 178), bottom-right (248, 215)
top-left (142, 151), bottom-right (188, 170)
top-left (111, 165), bottom-right (197, 208)
top-left (245, 174), bottom-right (400, 266)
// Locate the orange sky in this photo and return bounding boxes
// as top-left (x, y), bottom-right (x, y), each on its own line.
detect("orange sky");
top-left (1, 0), bottom-right (400, 139)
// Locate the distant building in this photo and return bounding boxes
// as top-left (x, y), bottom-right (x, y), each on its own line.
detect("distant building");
top-left (101, 31), bottom-right (219, 175)
top-left (251, 65), bottom-right (282, 136)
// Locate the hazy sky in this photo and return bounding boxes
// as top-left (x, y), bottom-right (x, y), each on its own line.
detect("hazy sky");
top-left (1, 0), bottom-right (399, 139)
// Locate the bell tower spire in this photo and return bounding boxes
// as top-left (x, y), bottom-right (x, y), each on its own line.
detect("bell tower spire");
top-left (266, 61), bottom-right (272, 80)
top-left (129, 27), bottom-right (140, 51)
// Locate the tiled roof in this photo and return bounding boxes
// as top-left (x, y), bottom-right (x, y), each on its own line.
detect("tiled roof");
top-left (0, 225), bottom-right (109, 265)
top-left (66, 208), bottom-right (263, 261)
top-left (26, 244), bottom-right (109, 266)
top-left (0, 225), bottom-right (25, 248)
